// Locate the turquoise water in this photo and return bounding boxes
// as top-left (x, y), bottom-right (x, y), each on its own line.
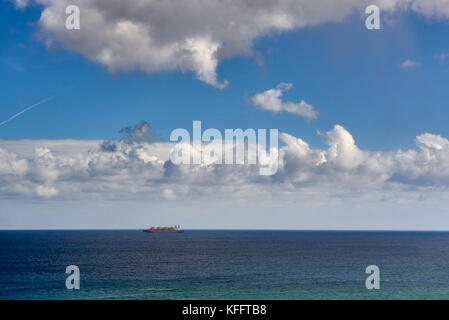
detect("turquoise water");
top-left (1, 230), bottom-right (449, 299)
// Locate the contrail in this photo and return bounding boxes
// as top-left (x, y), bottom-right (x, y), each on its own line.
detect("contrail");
top-left (0, 96), bottom-right (54, 127)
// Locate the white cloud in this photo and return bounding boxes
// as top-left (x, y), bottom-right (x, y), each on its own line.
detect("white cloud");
top-left (252, 83), bottom-right (318, 119)
top-left (400, 59), bottom-right (420, 68)
top-left (13, 0), bottom-right (449, 88)
top-left (35, 185), bottom-right (59, 198)
top-left (0, 149), bottom-right (27, 176)
top-left (2, 125), bottom-right (449, 200)
top-left (409, 0), bottom-right (449, 19)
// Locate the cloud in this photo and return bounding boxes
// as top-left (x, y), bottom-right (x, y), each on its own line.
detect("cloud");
top-left (118, 120), bottom-right (160, 141)
top-left (14, 0), bottom-right (449, 88)
top-left (408, 0), bottom-right (449, 19)
top-left (11, 0), bottom-right (29, 9)
top-left (2, 124), bottom-right (449, 200)
top-left (435, 51), bottom-right (449, 61)
top-left (0, 147), bottom-right (28, 176)
top-left (400, 59), bottom-right (420, 69)
top-left (100, 121), bottom-right (160, 153)
top-left (35, 185), bottom-right (59, 198)
top-left (252, 83), bottom-right (318, 119)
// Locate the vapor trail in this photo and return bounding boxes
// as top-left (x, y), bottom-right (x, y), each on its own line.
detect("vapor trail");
top-left (0, 97), bottom-right (54, 127)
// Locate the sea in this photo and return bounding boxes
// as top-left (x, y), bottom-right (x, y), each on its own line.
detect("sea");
top-left (1, 230), bottom-right (449, 299)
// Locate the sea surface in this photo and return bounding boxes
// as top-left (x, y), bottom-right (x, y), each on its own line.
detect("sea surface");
top-left (1, 230), bottom-right (449, 299)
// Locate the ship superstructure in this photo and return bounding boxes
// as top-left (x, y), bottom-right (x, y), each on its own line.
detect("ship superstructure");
top-left (143, 225), bottom-right (184, 233)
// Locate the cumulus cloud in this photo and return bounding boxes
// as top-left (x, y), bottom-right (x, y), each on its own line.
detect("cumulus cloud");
top-left (400, 59), bottom-right (420, 68)
top-left (252, 83), bottom-right (318, 119)
top-left (2, 125), bottom-right (449, 200)
top-left (13, 0), bottom-right (449, 88)
top-left (0, 147), bottom-right (28, 176)
top-left (35, 185), bottom-right (59, 198)
top-left (118, 120), bottom-right (160, 141)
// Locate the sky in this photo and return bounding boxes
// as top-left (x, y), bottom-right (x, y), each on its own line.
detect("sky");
top-left (1, 0), bottom-right (449, 229)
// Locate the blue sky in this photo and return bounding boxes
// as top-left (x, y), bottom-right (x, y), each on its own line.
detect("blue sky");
top-left (2, 1), bottom-right (449, 151)
top-left (2, 0), bottom-right (449, 229)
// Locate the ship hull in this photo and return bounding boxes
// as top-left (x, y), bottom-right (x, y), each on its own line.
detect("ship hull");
top-left (142, 230), bottom-right (184, 233)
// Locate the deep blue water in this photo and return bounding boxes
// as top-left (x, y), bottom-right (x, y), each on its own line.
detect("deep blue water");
top-left (1, 230), bottom-right (449, 299)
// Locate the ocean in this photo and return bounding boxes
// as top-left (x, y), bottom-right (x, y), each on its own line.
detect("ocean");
top-left (1, 230), bottom-right (449, 299)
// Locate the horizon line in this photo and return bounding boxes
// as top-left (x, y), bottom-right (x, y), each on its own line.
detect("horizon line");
top-left (1, 228), bottom-right (449, 232)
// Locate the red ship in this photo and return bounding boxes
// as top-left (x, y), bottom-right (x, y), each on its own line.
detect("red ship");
top-left (143, 225), bottom-right (184, 233)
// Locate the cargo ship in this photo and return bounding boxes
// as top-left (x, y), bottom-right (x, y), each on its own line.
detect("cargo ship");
top-left (143, 225), bottom-right (184, 233)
